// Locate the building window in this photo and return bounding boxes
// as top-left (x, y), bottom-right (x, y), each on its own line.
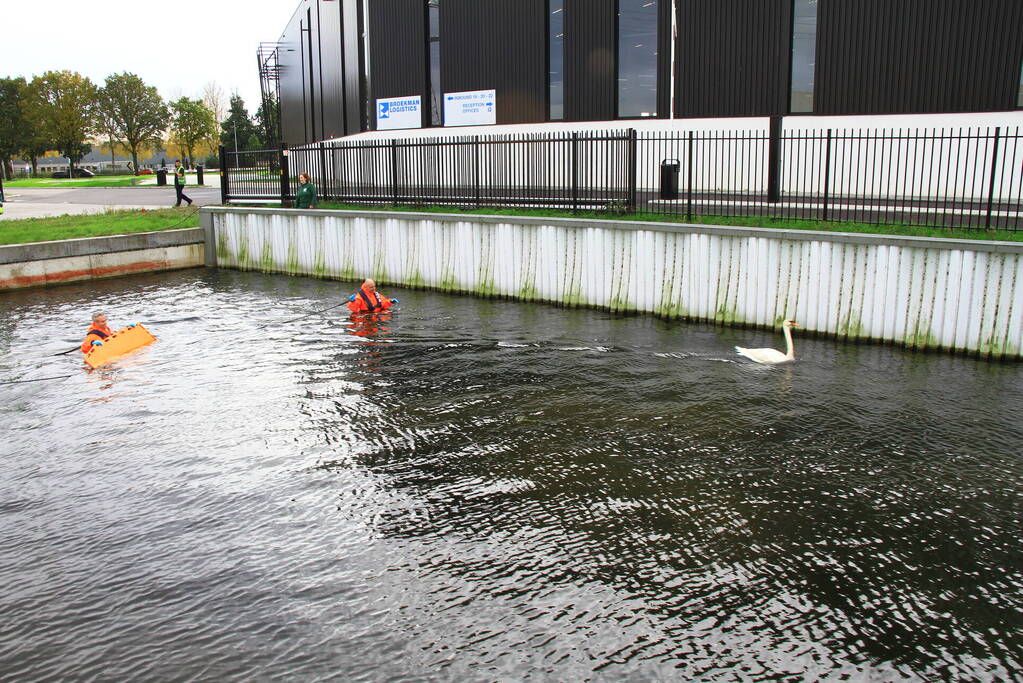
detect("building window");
top-left (1018, 58), bottom-right (1023, 108)
top-left (428, 0), bottom-right (442, 125)
top-left (617, 0), bottom-right (659, 118)
top-left (549, 0), bottom-right (565, 120)
top-left (790, 0), bottom-right (817, 113)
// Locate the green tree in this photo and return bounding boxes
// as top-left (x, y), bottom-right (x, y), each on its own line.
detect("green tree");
top-left (0, 77), bottom-right (32, 180)
top-left (255, 99), bottom-right (280, 149)
top-left (98, 73), bottom-right (170, 175)
top-left (220, 95), bottom-right (260, 151)
top-left (17, 79), bottom-right (56, 176)
top-left (169, 97), bottom-right (217, 167)
top-left (28, 70), bottom-right (98, 175)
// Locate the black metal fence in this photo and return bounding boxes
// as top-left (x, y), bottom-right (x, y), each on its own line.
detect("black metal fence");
top-left (220, 124), bottom-right (1022, 231)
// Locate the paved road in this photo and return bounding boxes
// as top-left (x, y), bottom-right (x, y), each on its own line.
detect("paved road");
top-left (0, 186), bottom-right (221, 220)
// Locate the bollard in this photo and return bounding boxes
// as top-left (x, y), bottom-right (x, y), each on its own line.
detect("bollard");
top-left (196, 165), bottom-right (204, 186)
top-left (659, 159), bottom-right (680, 200)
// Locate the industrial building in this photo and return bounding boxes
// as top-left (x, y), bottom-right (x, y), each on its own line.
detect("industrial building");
top-left (262, 0), bottom-right (1023, 146)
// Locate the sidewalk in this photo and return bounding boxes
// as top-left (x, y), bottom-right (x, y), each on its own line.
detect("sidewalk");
top-left (0, 187), bottom-right (220, 219)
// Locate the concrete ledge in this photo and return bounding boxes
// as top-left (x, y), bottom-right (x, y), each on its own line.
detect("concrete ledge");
top-left (0, 228), bottom-right (205, 265)
top-left (0, 244), bottom-right (203, 290)
top-left (200, 206), bottom-right (1023, 255)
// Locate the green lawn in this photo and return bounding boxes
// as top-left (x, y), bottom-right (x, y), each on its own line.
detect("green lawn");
top-left (0, 208), bottom-right (200, 245)
top-left (4, 175), bottom-right (145, 188)
top-left (315, 202), bottom-right (1023, 243)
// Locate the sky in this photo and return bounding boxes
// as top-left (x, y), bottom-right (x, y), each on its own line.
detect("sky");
top-left (1, 0), bottom-right (298, 117)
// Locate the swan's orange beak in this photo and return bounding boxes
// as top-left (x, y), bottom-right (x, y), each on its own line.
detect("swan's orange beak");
top-left (790, 321), bottom-right (799, 327)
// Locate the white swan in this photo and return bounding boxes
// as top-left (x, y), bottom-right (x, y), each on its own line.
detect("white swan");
top-left (736, 319), bottom-right (799, 364)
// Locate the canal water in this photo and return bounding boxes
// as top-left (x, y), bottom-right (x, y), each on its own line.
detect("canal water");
top-left (1, 268), bottom-right (1021, 681)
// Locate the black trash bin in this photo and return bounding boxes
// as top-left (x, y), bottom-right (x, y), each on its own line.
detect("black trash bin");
top-left (659, 159), bottom-right (680, 200)
top-left (156, 168), bottom-right (168, 186)
top-left (196, 165), bottom-right (204, 185)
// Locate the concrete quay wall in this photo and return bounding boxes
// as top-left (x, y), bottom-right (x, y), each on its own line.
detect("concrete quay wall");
top-left (203, 208), bottom-right (1023, 359)
top-left (0, 228), bottom-right (205, 290)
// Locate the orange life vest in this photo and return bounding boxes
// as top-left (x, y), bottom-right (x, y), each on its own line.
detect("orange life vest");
top-left (81, 324), bottom-right (114, 353)
top-left (347, 288), bottom-right (393, 313)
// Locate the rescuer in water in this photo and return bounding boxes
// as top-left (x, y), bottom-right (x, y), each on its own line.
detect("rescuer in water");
top-left (80, 312), bottom-right (136, 353)
top-left (346, 279), bottom-right (398, 313)
top-left (80, 312), bottom-right (114, 353)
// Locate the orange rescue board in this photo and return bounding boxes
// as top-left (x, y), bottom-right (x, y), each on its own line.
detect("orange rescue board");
top-left (83, 324), bottom-right (157, 369)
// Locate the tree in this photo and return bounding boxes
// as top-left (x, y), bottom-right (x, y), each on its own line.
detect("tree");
top-left (28, 71), bottom-right (98, 176)
top-left (95, 106), bottom-right (121, 172)
top-left (201, 81), bottom-right (227, 124)
top-left (169, 97), bottom-right (217, 167)
top-left (97, 73), bottom-right (169, 175)
top-left (220, 95), bottom-right (260, 152)
top-left (255, 99), bottom-right (280, 149)
top-left (0, 77), bottom-right (32, 180)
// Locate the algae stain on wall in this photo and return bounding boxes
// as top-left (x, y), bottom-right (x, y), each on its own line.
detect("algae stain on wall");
top-left (260, 240), bottom-right (276, 272)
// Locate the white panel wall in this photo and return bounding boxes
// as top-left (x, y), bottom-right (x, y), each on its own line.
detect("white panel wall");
top-left (209, 208), bottom-right (1023, 358)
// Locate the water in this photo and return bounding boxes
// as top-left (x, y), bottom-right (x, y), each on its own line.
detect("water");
top-left (2, 268), bottom-right (1021, 681)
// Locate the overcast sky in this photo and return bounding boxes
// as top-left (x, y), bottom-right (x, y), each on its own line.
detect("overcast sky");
top-left (2, 0), bottom-right (297, 117)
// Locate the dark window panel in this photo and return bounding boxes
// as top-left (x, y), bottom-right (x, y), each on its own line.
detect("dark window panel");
top-left (617, 0), bottom-right (659, 118)
top-left (790, 0), bottom-right (817, 114)
top-left (549, 0), bottom-right (565, 121)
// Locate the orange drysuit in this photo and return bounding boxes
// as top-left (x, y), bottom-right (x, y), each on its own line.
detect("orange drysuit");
top-left (347, 288), bottom-right (394, 313)
top-left (81, 324), bottom-right (114, 353)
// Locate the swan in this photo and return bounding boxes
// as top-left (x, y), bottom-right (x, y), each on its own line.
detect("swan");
top-left (736, 319), bottom-right (799, 364)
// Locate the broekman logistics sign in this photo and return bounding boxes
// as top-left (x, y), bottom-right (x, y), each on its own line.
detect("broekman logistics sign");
top-left (376, 96), bottom-right (422, 130)
top-left (444, 89), bottom-right (496, 127)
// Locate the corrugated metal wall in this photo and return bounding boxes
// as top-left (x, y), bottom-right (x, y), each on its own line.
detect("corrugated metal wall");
top-left (316, 0), bottom-right (346, 141)
top-left (674, 0), bottom-right (791, 118)
top-left (279, 7), bottom-right (309, 146)
top-left (564, 0), bottom-right (616, 122)
top-left (340, 0), bottom-right (365, 135)
top-left (656, 0), bottom-right (672, 118)
top-left (815, 0), bottom-right (1023, 115)
top-left (440, 0), bottom-right (547, 125)
top-left (367, 0), bottom-right (428, 128)
top-left (210, 209), bottom-right (1023, 359)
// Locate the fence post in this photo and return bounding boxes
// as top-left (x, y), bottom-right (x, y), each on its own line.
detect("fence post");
top-left (686, 131), bottom-right (694, 219)
top-left (626, 128), bottom-right (638, 212)
top-left (318, 142), bottom-right (328, 201)
top-left (474, 133), bottom-right (482, 206)
top-left (279, 143), bottom-right (290, 206)
top-left (218, 145), bottom-right (229, 204)
top-left (571, 132), bottom-right (579, 213)
top-left (767, 116), bottom-right (782, 203)
top-left (985, 127), bottom-right (1002, 229)
top-left (390, 139), bottom-right (399, 205)
top-left (821, 129), bottom-right (832, 221)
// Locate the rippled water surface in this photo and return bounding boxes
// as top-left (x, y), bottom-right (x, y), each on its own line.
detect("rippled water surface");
top-left (2, 268), bottom-right (1022, 681)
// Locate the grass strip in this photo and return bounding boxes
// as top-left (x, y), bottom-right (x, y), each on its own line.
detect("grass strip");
top-left (313, 202), bottom-right (1023, 242)
top-left (0, 208), bottom-right (200, 245)
top-left (4, 176), bottom-right (145, 188)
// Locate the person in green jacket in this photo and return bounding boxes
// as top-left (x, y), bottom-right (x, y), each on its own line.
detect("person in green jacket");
top-left (296, 173), bottom-right (317, 209)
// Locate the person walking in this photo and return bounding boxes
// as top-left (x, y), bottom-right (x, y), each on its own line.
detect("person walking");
top-left (295, 173), bottom-right (318, 209)
top-left (174, 160), bottom-right (193, 207)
